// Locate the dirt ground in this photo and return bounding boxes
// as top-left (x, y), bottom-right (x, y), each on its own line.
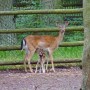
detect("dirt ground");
top-left (0, 67), bottom-right (82, 90)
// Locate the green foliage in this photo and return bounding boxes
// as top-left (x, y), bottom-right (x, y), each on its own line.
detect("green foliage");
top-left (15, 0), bottom-right (83, 43)
top-left (64, 31), bottom-right (84, 42)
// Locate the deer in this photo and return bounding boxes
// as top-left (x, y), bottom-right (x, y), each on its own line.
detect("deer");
top-left (35, 48), bottom-right (50, 73)
top-left (21, 21), bottom-right (69, 73)
top-left (35, 48), bottom-right (46, 73)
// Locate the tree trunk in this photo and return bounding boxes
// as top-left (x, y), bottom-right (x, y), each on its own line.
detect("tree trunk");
top-left (0, 0), bottom-right (17, 46)
top-left (40, 0), bottom-right (63, 26)
top-left (82, 0), bottom-right (90, 90)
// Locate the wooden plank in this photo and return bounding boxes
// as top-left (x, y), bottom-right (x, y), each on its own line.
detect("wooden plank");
top-left (0, 26), bottom-right (84, 34)
top-left (60, 41), bottom-right (84, 47)
top-left (0, 41), bottom-right (84, 51)
top-left (0, 59), bottom-right (82, 66)
top-left (0, 8), bottom-right (83, 15)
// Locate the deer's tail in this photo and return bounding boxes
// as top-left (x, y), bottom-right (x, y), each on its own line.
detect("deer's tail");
top-left (21, 39), bottom-right (26, 50)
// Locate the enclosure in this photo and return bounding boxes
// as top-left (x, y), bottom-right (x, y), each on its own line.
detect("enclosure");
top-left (0, 0), bottom-right (83, 68)
top-left (0, 0), bottom-right (89, 90)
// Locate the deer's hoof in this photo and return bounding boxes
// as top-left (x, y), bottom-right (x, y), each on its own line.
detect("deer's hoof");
top-left (50, 68), bottom-right (55, 72)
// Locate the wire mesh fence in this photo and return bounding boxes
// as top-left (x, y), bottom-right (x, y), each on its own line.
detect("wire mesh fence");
top-left (0, 0), bottom-right (83, 65)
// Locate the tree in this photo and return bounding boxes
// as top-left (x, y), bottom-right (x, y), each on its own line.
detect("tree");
top-left (0, 0), bottom-right (17, 46)
top-left (40, 0), bottom-right (63, 27)
top-left (82, 0), bottom-right (90, 90)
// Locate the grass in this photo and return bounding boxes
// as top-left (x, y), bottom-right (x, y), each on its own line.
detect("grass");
top-left (53, 46), bottom-right (83, 59)
top-left (0, 46), bottom-right (83, 70)
top-left (0, 46), bottom-right (83, 62)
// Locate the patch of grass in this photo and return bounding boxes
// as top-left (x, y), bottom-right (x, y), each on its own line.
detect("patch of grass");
top-left (0, 46), bottom-right (83, 70)
top-left (0, 46), bottom-right (83, 62)
top-left (53, 46), bottom-right (83, 59)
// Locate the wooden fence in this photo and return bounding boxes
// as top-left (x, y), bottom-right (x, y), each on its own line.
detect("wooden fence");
top-left (0, 8), bottom-right (83, 65)
top-left (0, 8), bottom-right (83, 15)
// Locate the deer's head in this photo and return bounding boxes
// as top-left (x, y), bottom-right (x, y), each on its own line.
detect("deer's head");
top-left (56, 21), bottom-right (69, 33)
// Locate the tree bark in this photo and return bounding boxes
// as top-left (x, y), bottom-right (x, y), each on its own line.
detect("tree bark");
top-left (82, 0), bottom-right (90, 90)
top-left (40, 0), bottom-right (63, 26)
top-left (0, 0), bottom-right (17, 46)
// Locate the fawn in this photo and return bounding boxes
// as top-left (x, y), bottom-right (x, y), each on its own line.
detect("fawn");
top-left (21, 21), bottom-right (69, 73)
top-left (35, 48), bottom-right (47, 73)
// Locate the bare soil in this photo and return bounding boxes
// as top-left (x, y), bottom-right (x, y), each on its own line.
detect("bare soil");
top-left (0, 67), bottom-right (82, 90)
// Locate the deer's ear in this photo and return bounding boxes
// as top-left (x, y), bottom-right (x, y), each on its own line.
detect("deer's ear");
top-left (65, 21), bottom-right (69, 27)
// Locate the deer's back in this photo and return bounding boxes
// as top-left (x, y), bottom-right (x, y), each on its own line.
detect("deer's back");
top-left (25, 35), bottom-right (57, 49)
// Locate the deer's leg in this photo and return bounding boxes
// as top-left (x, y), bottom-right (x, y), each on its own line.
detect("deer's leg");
top-left (39, 59), bottom-right (42, 73)
top-left (35, 60), bottom-right (40, 73)
top-left (24, 54), bottom-right (31, 72)
top-left (24, 54), bottom-right (28, 72)
top-left (41, 59), bottom-right (45, 73)
top-left (45, 53), bottom-right (49, 72)
top-left (39, 64), bottom-right (42, 73)
top-left (27, 50), bottom-right (35, 73)
top-left (48, 52), bottom-right (55, 72)
top-left (46, 59), bottom-right (48, 72)
top-left (42, 63), bottom-right (45, 73)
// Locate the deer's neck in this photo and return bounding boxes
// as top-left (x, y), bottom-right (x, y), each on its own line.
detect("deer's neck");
top-left (57, 30), bottom-right (65, 44)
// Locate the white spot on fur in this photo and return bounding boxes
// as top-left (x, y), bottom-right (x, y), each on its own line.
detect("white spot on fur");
top-left (38, 42), bottom-right (45, 47)
top-left (22, 40), bottom-right (30, 54)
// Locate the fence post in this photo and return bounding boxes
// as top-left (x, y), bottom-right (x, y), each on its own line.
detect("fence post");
top-left (82, 0), bottom-right (90, 90)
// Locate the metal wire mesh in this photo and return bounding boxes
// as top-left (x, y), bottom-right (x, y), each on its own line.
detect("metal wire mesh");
top-left (0, 0), bottom-right (83, 63)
